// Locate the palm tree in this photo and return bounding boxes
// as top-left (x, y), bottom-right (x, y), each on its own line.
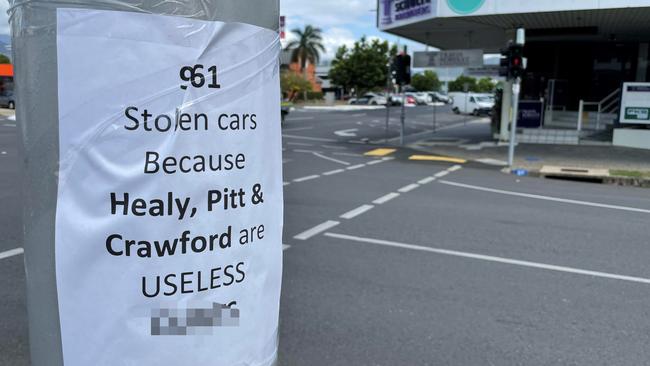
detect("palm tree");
top-left (286, 25), bottom-right (326, 77)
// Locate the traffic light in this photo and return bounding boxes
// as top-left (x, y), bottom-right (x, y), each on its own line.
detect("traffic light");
top-left (509, 44), bottom-right (525, 79)
top-left (499, 44), bottom-right (526, 80)
top-left (499, 47), bottom-right (510, 78)
top-left (393, 53), bottom-right (411, 86)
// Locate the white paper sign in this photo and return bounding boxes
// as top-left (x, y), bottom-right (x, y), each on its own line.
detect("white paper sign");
top-left (55, 8), bottom-right (282, 365)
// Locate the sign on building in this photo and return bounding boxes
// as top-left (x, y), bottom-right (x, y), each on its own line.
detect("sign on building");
top-left (379, 0), bottom-right (437, 28)
top-left (413, 49), bottom-right (484, 68)
top-left (620, 82), bottom-right (650, 124)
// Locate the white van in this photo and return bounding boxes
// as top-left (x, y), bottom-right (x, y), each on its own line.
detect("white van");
top-left (450, 93), bottom-right (495, 116)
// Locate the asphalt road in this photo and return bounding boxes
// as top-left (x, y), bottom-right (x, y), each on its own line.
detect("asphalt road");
top-left (3, 106), bottom-right (650, 365)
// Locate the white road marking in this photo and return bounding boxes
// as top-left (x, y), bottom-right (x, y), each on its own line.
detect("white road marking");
top-left (283, 126), bottom-right (314, 132)
top-left (347, 164), bottom-right (365, 170)
top-left (283, 182), bottom-right (291, 186)
top-left (448, 165), bottom-right (463, 172)
top-left (283, 134), bottom-right (337, 142)
top-left (324, 233), bottom-right (650, 286)
top-left (398, 183), bottom-right (420, 193)
top-left (313, 152), bottom-right (350, 166)
top-left (440, 180), bottom-right (650, 214)
top-left (340, 204), bottom-right (375, 219)
top-left (332, 152), bottom-right (364, 157)
top-left (286, 142), bottom-right (313, 146)
top-left (293, 175), bottom-right (320, 183)
top-left (286, 116), bottom-right (314, 121)
top-left (382, 157), bottom-right (395, 161)
top-left (323, 169), bottom-right (345, 176)
top-left (4, 123), bottom-right (16, 127)
top-left (294, 149), bottom-right (322, 154)
top-left (366, 160), bottom-right (384, 165)
top-left (0, 247), bottom-right (24, 260)
top-left (372, 192), bottom-right (400, 205)
top-left (282, 244), bottom-right (291, 251)
top-left (418, 177), bottom-right (436, 185)
top-left (1, 151), bottom-right (7, 155)
top-left (294, 221), bottom-right (340, 240)
top-left (434, 171), bottom-right (449, 178)
top-left (321, 145), bottom-right (347, 150)
top-left (334, 128), bottom-right (358, 137)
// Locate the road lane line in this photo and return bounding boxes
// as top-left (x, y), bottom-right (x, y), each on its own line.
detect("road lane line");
top-left (283, 182), bottom-right (290, 186)
top-left (286, 116), bottom-right (314, 121)
top-left (286, 142), bottom-right (313, 146)
top-left (325, 233), bottom-right (650, 285)
top-left (418, 177), bottom-right (436, 185)
top-left (448, 165), bottom-right (463, 172)
top-left (439, 180), bottom-right (650, 214)
top-left (283, 134), bottom-right (337, 142)
top-left (283, 127), bottom-right (314, 132)
top-left (434, 171), bottom-right (449, 178)
top-left (365, 148), bottom-right (396, 157)
top-left (398, 183), bottom-right (420, 193)
top-left (282, 244), bottom-right (291, 251)
top-left (313, 152), bottom-right (350, 166)
top-left (321, 145), bottom-right (347, 150)
top-left (373, 192), bottom-right (400, 205)
top-left (293, 175), bottom-right (320, 183)
top-left (294, 149), bottom-right (322, 154)
top-left (0, 248), bottom-right (24, 260)
top-left (366, 160), bottom-right (384, 165)
top-left (410, 155), bottom-right (467, 164)
top-left (323, 169), bottom-right (345, 176)
top-left (347, 164), bottom-right (365, 170)
top-left (294, 221), bottom-right (340, 240)
top-left (340, 204), bottom-right (374, 219)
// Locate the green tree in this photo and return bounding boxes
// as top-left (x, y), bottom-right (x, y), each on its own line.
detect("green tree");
top-left (476, 77), bottom-right (496, 93)
top-left (0, 54), bottom-right (10, 64)
top-left (280, 71), bottom-right (312, 101)
top-left (448, 75), bottom-right (478, 92)
top-left (410, 70), bottom-right (441, 92)
top-left (329, 37), bottom-right (392, 96)
top-left (286, 25), bottom-right (325, 76)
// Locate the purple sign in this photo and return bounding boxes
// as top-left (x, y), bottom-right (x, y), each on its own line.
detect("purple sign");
top-left (382, 0), bottom-right (433, 26)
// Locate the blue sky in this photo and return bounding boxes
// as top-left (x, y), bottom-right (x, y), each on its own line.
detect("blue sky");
top-left (279, 0), bottom-right (427, 62)
top-left (0, 1), bottom-right (425, 60)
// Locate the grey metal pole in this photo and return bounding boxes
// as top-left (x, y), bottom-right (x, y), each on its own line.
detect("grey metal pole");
top-left (433, 101), bottom-right (437, 133)
top-left (400, 91), bottom-right (406, 146)
top-left (11, 1), bottom-right (278, 365)
top-left (508, 78), bottom-right (521, 167)
top-left (386, 61), bottom-right (391, 143)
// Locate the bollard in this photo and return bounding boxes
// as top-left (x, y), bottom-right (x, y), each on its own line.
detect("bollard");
top-left (10, 1), bottom-right (281, 365)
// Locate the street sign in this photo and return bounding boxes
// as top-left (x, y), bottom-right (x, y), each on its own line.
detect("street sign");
top-left (413, 49), bottom-right (484, 68)
top-left (620, 82), bottom-right (650, 124)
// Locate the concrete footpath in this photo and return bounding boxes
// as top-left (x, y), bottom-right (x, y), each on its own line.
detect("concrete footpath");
top-left (408, 137), bottom-right (650, 186)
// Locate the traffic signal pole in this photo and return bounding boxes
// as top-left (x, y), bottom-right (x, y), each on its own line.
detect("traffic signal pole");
top-left (507, 27), bottom-right (526, 168)
top-left (508, 78), bottom-right (521, 167)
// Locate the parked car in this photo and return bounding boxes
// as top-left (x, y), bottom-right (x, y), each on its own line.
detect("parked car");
top-left (428, 91), bottom-right (451, 104)
top-left (449, 92), bottom-right (495, 115)
top-left (0, 91), bottom-right (15, 109)
top-left (348, 93), bottom-right (388, 106)
top-left (388, 93), bottom-right (417, 107)
top-left (406, 92), bottom-right (429, 105)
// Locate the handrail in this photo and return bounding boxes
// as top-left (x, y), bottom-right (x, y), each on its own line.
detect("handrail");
top-left (577, 87), bottom-right (621, 131)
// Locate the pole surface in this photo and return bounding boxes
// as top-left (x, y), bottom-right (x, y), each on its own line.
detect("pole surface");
top-left (12, 1), bottom-right (278, 365)
top-left (508, 78), bottom-right (521, 167)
